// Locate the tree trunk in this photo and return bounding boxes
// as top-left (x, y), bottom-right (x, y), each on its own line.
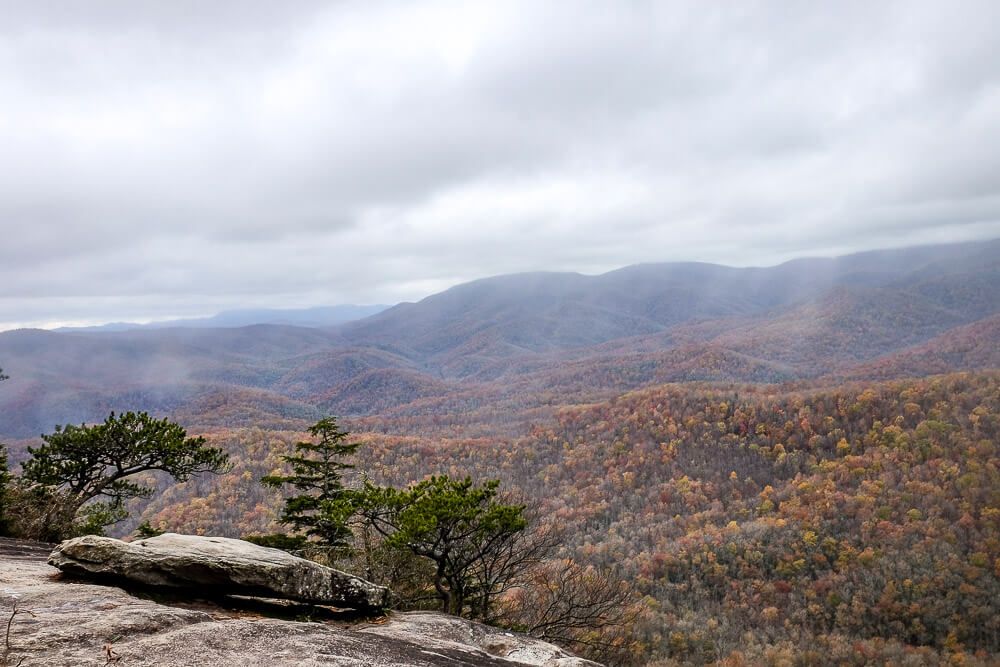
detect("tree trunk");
top-left (451, 580), bottom-right (465, 617)
top-left (433, 561), bottom-right (451, 614)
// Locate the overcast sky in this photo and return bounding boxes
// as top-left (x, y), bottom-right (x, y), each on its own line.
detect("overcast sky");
top-left (2, 1), bottom-right (999, 329)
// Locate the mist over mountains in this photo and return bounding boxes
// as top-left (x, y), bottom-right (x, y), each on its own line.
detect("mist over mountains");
top-left (1, 239), bottom-right (998, 441)
top-left (4, 237), bottom-right (1000, 665)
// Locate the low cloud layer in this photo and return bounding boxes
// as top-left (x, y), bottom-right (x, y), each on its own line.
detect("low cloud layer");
top-left (2, 1), bottom-right (999, 328)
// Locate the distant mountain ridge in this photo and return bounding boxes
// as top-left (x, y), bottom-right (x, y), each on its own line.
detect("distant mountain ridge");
top-left (56, 304), bottom-right (390, 332)
top-left (2, 238), bottom-right (998, 440)
top-left (338, 238), bottom-right (1000, 370)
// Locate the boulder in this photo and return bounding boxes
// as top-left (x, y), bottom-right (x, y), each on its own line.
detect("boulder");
top-left (48, 533), bottom-right (389, 611)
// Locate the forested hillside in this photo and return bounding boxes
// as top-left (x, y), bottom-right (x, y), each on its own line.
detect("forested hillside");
top-left (118, 372), bottom-right (1000, 665)
top-left (1, 240), bottom-right (999, 664)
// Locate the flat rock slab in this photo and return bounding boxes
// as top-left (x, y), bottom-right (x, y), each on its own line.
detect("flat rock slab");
top-left (48, 533), bottom-right (388, 611)
top-left (361, 612), bottom-right (601, 667)
top-left (1, 538), bottom-right (601, 666)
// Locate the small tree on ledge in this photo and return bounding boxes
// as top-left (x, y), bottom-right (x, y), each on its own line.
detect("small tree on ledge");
top-left (21, 411), bottom-right (229, 536)
top-left (355, 475), bottom-right (528, 617)
top-left (261, 416), bottom-right (361, 549)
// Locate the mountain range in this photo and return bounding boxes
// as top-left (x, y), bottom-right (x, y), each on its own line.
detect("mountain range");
top-left (1, 238), bottom-right (998, 441)
top-left (3, 238), bottom-right (1000, 665)
top-left (54, 304), bottom-right (389, 332)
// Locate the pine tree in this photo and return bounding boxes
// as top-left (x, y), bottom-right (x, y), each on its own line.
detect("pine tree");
top-left (355, 475), bottom-right (528, 616)
top-left (261, 416), bottom-right (361, 548)
top-left (21, 411), bottom-right (229, 535)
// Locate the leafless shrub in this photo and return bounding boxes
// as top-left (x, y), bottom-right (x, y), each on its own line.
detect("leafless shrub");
top-left (2, 595), bottom-right (34, 667)
top-left (500, 558), bottom-right (641, 664)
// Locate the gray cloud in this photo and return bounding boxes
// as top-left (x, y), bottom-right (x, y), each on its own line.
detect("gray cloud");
top-left (1, 0), bottom-right (999, 329)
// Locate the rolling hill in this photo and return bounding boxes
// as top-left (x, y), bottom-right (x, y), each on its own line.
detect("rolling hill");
top-left (1, 239), bottom-right (998, 440)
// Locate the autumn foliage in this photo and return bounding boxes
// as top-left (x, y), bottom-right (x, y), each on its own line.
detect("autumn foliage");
top-left (117, 371), bottom-right (999, 664)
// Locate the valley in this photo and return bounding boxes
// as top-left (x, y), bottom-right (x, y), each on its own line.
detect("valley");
top-left (1, 239), bottom-right (999, 664)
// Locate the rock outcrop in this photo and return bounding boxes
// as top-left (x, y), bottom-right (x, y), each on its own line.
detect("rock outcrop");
top-left (0, 537), bottom-right (601, 666)
top-left (48, 533), bottom-right (389, 611)
top-left (359, 612), bottom-right (598, 666)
